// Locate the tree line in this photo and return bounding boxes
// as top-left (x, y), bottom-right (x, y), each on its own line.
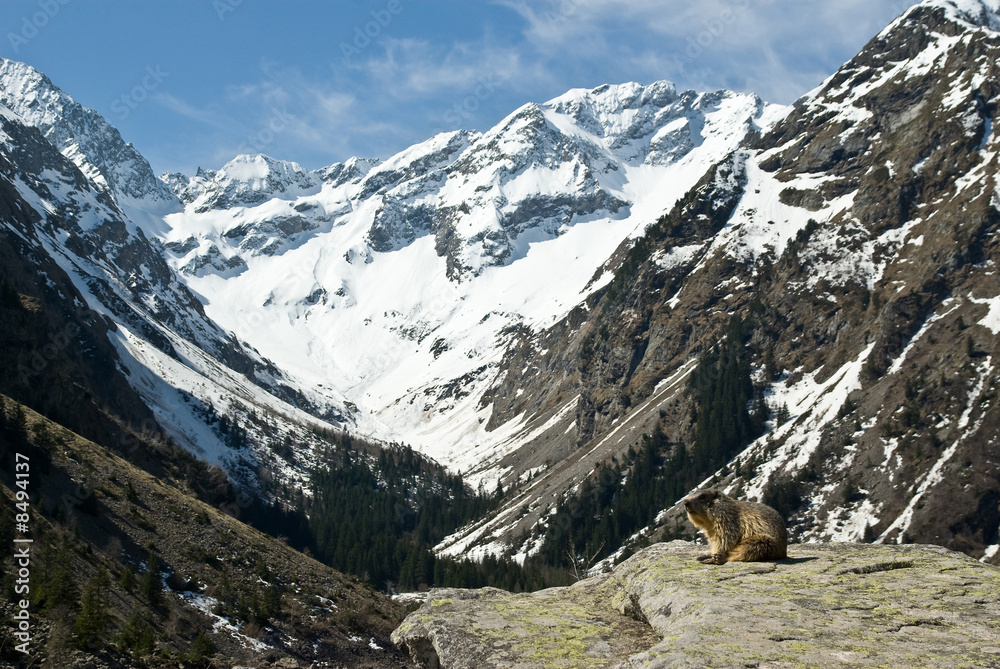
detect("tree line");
top-left (527, 315), bottom-right (768, 573)
top-left (234, 430), bottom-right (572, 593)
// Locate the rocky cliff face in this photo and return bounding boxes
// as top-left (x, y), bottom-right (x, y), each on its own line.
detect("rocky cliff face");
top-left (161, 83), bottom-right (771, 280)
top-left (181, 153), bottom-right (323, 213)
top-left (393, 541), bottom-right (1000, 668)
top-left (0, 107), bottom-right (159, 449)
top-left (0, 58), bottom-right (178, 211)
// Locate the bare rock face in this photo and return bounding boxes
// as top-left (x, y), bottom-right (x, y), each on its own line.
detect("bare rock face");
top-left (392, 541), bottom-right (1000, 668)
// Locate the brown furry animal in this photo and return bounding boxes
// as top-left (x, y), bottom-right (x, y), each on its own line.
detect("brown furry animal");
top-left (683, 489), bottom-right (787, 564)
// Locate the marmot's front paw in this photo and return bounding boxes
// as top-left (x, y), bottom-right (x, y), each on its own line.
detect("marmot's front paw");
top-left (698, 553), bottom-right (725, 565)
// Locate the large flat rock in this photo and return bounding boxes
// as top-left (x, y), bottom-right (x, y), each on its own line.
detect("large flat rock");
top-left (392, 541), bottom-right (1000, 668)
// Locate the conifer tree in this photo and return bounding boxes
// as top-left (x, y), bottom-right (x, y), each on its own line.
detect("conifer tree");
top-left (38, 535), bottom-right (78, 612)
top-left (117, 608), bottom-right (155, 661)
top-left (73, 567), bottom-right (109, 650)
top-left (0, 504), bottom-right (13, 557)
top-left (140, 554), bottom-right (163, 608)
top-left (10, 404), bottom-right (29, 447)
top-left (187, 632), bottom-right (215, 668)
top-left (119, 564), bottom-right (136, 592)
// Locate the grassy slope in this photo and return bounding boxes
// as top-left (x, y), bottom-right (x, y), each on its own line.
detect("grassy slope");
top-left (0, 397), bottom-right (415, 668)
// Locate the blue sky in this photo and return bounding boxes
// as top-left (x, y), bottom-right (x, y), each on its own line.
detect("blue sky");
top-left (1, 0), bottom-right (918, 175)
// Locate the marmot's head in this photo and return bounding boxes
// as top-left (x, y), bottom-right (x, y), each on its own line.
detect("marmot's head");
top-left (683, 489), bottom-right (721, 528)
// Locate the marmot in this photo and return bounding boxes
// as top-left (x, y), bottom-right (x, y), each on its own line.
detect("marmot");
top-left (683, 489), bottom-right (787, 564)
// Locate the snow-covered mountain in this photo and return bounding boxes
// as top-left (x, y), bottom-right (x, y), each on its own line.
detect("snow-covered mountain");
top-left (0, 59), bottom-right (178, 216)
top-left (166, 153), bottom-right (324, 214)
top-left (0, 54), bottom-right (780, 498)
top-left (155, 81), bottom-right (780, 479)
top-left (1, 0), bottom-right (998, 570)
top-left (0, 69), bottom-right (353, 495)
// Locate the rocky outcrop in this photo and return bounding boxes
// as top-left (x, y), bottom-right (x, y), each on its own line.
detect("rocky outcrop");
top-left (393, 541), bottom-right (1000, 668)
top-left (0, 58), bottom-right (178, 208)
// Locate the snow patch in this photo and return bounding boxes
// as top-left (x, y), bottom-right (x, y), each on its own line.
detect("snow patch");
top-left (826, 499), bottom-right (880, 543)
top-left (180, 590), bottom-right (271, 652)
top-left (744, 343), bottom-right (876, 501)
top-left (653, 243), bottom-right (703, 272)
top-left (970, 295), bottom-right (1000, 334)
top-left (888, 298), bottom-right (958, 375)
top-left (878, 356), bottom-right (993, 542)
top-left (979, 114), bottom-right (993, 151)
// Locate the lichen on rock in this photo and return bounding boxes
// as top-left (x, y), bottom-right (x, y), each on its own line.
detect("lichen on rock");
top-left (392, 541), bottom-right (1000, 668)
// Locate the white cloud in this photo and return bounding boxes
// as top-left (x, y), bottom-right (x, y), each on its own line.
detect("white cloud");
top-left (351, 37), bottom-right (527, 99)
top-left (329, 34), bottom-right (548, 146)
top-left (151, 92), bottom-right (233, 130)
top-left (151, 62), bottom-right (367, 169)
top-left (492, 0), bottom-right (920, 102)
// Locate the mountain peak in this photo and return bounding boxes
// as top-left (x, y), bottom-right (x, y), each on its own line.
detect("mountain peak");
top-left (927, 0), bottom-right (1000, 26)
top-left (544, 80), bottom-right (679, 112)
top-left (221, 153), bottom-right (311, 182)
top-left (0, 57), bottom-right (55, 97)
top-left (0, 58), bottom-right (178, 211)
top-left (891, 0), bottom-right (1000, 34)
top-left (169, 152), bottom-right (322, 212)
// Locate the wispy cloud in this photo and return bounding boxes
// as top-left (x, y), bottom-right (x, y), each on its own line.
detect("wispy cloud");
top-left (492, 0), bottom-right (919, 103)
top-left (150, 62), bottom-right (365, 169)
top-left (151, 92), bottom-right (233, 130)
top-left (332, 35), bottom-right (548, 147)
top-left (351, 37), bottom-right (527, 97)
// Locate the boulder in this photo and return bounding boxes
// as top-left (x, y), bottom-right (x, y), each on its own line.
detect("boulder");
top-left (392, 541), bottom-right (1000, 668)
